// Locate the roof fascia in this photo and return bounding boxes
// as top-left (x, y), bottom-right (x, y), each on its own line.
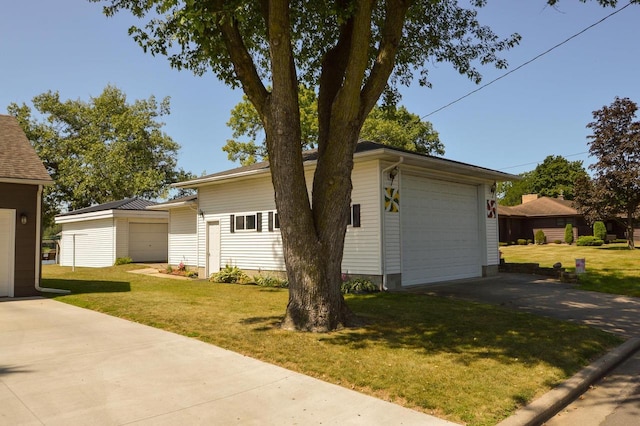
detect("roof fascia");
top-left (0, 177), bottom-right (54, 186)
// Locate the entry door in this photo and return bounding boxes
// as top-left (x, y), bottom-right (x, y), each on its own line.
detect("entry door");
top-left (207, 221), bottom-right (220, 277)
top-left (0, 209), bottom-right (16, 297)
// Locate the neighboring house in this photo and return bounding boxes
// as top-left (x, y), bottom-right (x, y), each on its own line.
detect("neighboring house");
top-left (498, 194), bottom-right (625, 243)
top-left (168, 141), bottom-right (516, 289)
top-left (56, 198), bottom-right (169, 268)
top-left (0, 114), bottom-right (53, 297)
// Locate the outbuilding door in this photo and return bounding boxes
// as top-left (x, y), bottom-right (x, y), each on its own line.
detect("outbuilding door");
top-left (401, 175), bottom-right (481, 286)
top-left (129, 223), bottom-right (168, 262)
top-left (0, 209), bottom-right (16, 297)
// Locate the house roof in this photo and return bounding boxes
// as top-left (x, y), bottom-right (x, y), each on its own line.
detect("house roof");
top-left (56, 198), bottom-right (160, 217)
top-left (498, 197), bottom-right (578, 218)
top-left (174, 140), bottom-right (519, 188)
top-left (146, 194), bottom-right (197, 210)
top-left (0, 114), bottom-right (53, 185)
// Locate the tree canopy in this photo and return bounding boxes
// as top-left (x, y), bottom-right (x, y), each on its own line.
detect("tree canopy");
top-left (94, 0), bottom-right (631, 332)
top-left (223, 85), bottom-right (443, 165)
top-left (8, 85), bottom-right (193, 227)
top-left (498, 155), bottom-right (588, 205)
top-left (574, 96), bottom-right (640, 249)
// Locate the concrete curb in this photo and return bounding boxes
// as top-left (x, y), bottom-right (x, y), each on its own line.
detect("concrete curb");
top-left (498, 337), bottom-right (640, 426)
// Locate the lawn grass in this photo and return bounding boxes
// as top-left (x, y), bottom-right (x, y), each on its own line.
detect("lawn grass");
top-left (42, 264), bottom-right (621, 426)
top-left (501, 243), bottom-right (640, 297)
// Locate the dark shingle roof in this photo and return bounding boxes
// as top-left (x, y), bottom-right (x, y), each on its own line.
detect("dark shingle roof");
top-left (56, 198), bottom-right (159, 217)
top-left (0, 115), bottom-right (53, 184)
top-left (498, 197), bottom-right (578, 217)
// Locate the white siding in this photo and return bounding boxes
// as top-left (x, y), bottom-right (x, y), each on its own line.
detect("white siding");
top-left (195, 159), bottom-right (382, 276)
top-left (59, 219), bottom-right (115, 267)
top-left (343, 160), bottom-right (382, 275)
top-left (197, 176), bottom-right (282, 271)
top-left (115, 218), bottom-right (128, 259)
top-left (382, 164), bottom-right (401, 274)
top-left (480, 184), bottom-right (500, 266)
top-left (169, 207), bottom-right (198, 266)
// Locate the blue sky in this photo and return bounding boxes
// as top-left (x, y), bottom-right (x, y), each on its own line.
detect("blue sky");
top-left (1, 1), bottom-right (638, 181)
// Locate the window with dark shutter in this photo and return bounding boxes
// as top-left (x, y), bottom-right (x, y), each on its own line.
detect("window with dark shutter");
top-left (256, 212), bottom-right (262, 232)
top-left (268, 212), bottom-right (274, 232)
top-left (352, 204), bottom-right (361, 227)
top-left (230, 215), bottom-right (235, 233)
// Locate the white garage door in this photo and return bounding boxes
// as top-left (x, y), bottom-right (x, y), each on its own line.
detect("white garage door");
top-left (129, 223), bottom-right (168, 262)
top-left (402, 175), bottom-right (480, 286)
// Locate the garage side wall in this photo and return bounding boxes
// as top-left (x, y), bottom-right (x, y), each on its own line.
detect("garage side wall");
top-left (479, 184), bottom-right (500, 276)
top-left (60, 219), bottom-right (115, 267)
top-left (169, 207), bottom-right (198, 267)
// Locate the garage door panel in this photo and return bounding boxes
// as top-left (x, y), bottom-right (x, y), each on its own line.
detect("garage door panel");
top-left (129, 223), bottom-right (168, 262)
top-left (402, 176), bottom-right (480, 286)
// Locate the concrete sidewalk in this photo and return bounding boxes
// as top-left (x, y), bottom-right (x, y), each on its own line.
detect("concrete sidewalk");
top-left (0, 298), bottom-right (455, 426)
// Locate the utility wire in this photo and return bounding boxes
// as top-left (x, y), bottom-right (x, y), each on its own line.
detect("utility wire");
top-left (422, 3), bottom-right (633, 118)
top-left (499, 151), bottom-right (590, 171)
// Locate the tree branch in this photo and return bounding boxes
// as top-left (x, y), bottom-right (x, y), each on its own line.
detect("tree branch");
top-left (213, 1), bottom-right (269, 117)
top-left (360, 0), bottom-right (410, 119)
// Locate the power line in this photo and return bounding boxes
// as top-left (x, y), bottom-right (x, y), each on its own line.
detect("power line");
top-left (421, 3), bottom-right (633, 119)
top-left (499, 151), bottom-right (590, 172)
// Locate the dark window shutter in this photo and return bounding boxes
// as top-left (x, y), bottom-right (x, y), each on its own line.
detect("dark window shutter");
top-left (352, 204), bottom-right (361, 227)
top-left (268, 212), bottom-right (274, 232)
top-left (275, 213), bottom-right (280, 229)
top-left (230, 215), bottom-right (235, 233)
top-left (257, 212), bottom-right (262, 232)
top-left (347, 205), bottom-right (352, 226)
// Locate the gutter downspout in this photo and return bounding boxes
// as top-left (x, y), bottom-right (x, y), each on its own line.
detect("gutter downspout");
top-left (380, 157), bottom-right (404, 291)
top-left (35, 184), bottom-right (70, 294)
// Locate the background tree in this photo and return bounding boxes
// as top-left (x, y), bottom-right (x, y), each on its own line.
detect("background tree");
top-left (8, 85), bottom-right (194, 227)
top-left (223, 85), bottom-right (443, 165)
top-left (498, 156), bottom-right (587, 205)
top-left (95, 0), bottom-right (622, 332)
top-left (574, 97), bottom-right (640, 249)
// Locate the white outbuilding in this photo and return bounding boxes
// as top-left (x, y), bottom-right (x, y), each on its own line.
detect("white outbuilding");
top-left (56, 198), bottom-right (169, 268)
top-left (164, 141), bottom-right (517, 289)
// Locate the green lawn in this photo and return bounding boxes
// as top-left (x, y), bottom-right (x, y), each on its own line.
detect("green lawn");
top-left (42, 264), bottom-right (621, 426)
top-left (501, 243), bottom-right (640, 297)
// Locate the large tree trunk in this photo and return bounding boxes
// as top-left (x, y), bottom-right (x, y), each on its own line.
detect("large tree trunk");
top-left (627, 210), bottom-right (635, 250)
top-left (265, 118), bottom-right (356, 332)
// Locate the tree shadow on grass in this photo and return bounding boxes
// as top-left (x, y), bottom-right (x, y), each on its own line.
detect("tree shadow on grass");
top-left (320, 293), bottom-right (621, 376)
top-left (42, 278), bottom-right (131, 295)
top-left (577, 271), bottom-right (640, 297)
top-left (239, 315), bottom-right (283, 331)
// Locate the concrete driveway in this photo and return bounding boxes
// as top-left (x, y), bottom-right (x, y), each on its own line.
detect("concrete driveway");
top-left (1, 298), bottom-right (454, 426)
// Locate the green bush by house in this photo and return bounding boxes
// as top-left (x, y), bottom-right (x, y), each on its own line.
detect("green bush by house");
top-left (593, 221), bottom-right (607, 241)
top-left (564, 223), bottom-right (574, 245)
top-left (534, 229), bottom-right (546, 245)
top-left (576, 236), bottom-right (604, 246)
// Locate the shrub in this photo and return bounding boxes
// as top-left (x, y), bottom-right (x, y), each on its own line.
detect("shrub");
top-left (564, 224), bottom-right (574, 245)
top-left (499, 242), bottom-right (508, 247)
top-left (527, 239), bottom-right (533, 245)
top-left (576, 236), bottom-right (604, 246)
top-left (534, 230), bottom-right (546, 245)
top-left (612, 238), bottom-right (628, 244)
top-left (185, 271), bottom-right (199, 278)
top-left (253, 274), bottom-right (289, 288)
top-left (341, 278), bottom-right (378, 294)
top-left (593, 221), bottom-right (607, 241)
top-left (553, 239), bottom-right (562, 244)
top-left (210, 265), bottom-right (248, 283)
top-left (114, 257), bottom-right (133, 265)
top-left (517, 239), bottom-right (527, 245)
